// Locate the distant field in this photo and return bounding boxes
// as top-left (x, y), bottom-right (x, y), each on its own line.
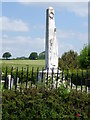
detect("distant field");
top-left (1, 60), bottom-right (45, 71)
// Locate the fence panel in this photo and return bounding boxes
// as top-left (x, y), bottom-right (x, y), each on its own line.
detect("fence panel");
top-left (2, 67), bottom-right (89, 93)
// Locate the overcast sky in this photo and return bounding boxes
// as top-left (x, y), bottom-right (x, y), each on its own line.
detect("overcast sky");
top-left (0, 1), bottom-right (88, 58)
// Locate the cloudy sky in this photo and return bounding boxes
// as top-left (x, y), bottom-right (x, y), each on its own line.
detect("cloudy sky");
top-left (0, 1), bottom-right (88, 58)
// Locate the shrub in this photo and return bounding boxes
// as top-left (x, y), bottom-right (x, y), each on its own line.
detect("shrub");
top-left (2, 87), bottom-right (89, 119)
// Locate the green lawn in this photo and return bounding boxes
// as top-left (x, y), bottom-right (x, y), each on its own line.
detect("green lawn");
top-left (1, 60), bottom-right (45, 72)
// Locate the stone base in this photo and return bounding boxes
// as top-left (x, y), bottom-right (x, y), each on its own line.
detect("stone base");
top-left (38, 68), bottom-right (76, 89)
top-left (38, 68), bottom-right (61, 79)
top-left (38, 68), bottom-right (63, 88)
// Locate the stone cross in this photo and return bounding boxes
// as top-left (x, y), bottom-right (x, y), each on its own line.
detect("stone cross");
top-left (45, 7), bottom-right (58, 71)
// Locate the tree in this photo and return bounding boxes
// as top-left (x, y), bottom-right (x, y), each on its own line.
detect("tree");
top-left (59, 50), bottom-right (78, 69)
top-left (2, 52), bottom-right (12, 59)
top-left (38, 51), bottom-right (45, 59)
top-left (29, 52), bottom-right (38, 60)
top-left (78, 45), bottom-right (90, 68)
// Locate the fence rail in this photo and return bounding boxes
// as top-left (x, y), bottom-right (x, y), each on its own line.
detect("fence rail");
top-left (1, 67), bottom-right (90, 93)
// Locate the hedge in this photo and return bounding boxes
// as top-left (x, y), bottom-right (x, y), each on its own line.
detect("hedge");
top-left (2, 86), bottom-right (89, 119)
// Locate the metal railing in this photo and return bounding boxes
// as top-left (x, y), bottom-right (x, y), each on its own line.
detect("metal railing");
top-left (1, 67), bottom-right (90, 93)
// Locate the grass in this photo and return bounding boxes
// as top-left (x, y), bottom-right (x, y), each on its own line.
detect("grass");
top-left (1, 59), bottom-right (45, 72)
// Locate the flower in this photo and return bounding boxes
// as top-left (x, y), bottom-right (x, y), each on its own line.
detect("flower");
top-left (77, 113), bottom-right (81, 117)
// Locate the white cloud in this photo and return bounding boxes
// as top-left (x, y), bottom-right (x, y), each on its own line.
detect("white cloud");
top-left (57, 29), bottom-right (88, 42)
top-left (57, 29), bottom-right (88, 57)
top-left (0, 16), bottom-right (29, 32)
top-left (77, 33), bottom-right (88, 42)
top-left (67, 3), bottom-right (88, 17)
top-left (1, 29), bottom-right (87, 58)
top-left (83, 22), bottom-right (88, 28)
top-left (59, 42), bottom-right (74, 56)
top-left (3, 34), bottom-right (8, 39)
top-left (17, 2), bottom-right (88, 17)
top-left (33, 24), bottom-right (45, 30)
top-left (2, 35), bottom-right (45, 57)
top-left (2, 35), bottom-right (44, 45)
top-left (57, 30), bottom-right (75, 39)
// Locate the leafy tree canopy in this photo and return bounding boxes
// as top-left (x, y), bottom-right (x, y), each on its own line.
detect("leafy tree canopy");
top-left (59, 50), bottom-right (78, 69)
top-left (29, 52), bottom-right (38, 60)
top-left (38, 51), bottom-right (45, 59)
top-left (78, 45), bottom-right (90, 69)
top-left (2, 52), bottom-right (12, 59)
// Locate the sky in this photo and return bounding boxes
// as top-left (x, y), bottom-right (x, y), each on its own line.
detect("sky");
top-left (0, 1), bottom-right (88, 58)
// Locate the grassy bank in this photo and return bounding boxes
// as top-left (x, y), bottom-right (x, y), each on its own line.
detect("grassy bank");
top-left (1, 60), bottom-right (45, 72)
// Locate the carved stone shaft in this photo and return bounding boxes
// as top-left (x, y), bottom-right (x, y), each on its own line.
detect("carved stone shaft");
top-left (45, 7), bottom-right (58, 71)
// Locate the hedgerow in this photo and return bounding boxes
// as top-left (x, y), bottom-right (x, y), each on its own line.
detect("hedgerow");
top-left (2, 86), bottom-right (89, 120)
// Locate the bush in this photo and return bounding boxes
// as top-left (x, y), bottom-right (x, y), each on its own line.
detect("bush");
top-left (78, 45), bottom-right (90, 69)
top-left (2, 87), bottom-right (89, 119)
top-left (58, 50), bottom-right (78, 69)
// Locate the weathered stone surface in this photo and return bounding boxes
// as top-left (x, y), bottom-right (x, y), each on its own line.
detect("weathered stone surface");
top-left (45, 7), bottom-right (58, 71)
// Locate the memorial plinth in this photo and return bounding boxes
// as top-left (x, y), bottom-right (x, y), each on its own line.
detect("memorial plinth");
top-left (39, 7), bottom-right (61, 83)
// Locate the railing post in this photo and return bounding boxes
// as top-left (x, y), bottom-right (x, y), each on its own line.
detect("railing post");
top-left (0, 72), bottom-right (1, 89)
top-left (37, 67), bottom-right (39, 82)
top-left (71, 72), bottom-right (73, 89)
top-left (41, 68), bottom-right (44, 83)
top-left (10, 67), bottom-right (13, 90)
top-left (20, 67), bottom-right (23, 93)
top-left (26, 67), bottom-right (28, 89)
top-left (36, 67), bottom-right (39, 89)
top-left (31, 67), bottom-right (33, 87)
top-left (51, 68), bottom-right (54, 89)
top-left (76, 68), bottom-right (78, 91)
top-left (66, 68), bottom-right (68, 88)
top-left (56, 68), bottom-right (59, 89)
top-left (81, 69), bottom-right (83, 92)
top-left (67, 69), bottom-right (68, 80)
top-left (46, 67), bottom-right (49, 86)
top-left (62, 68), bottom-right (64, 82)
top-left (15, 67), bottom-right (18, 92)
top-left (4, 66), bottom-right (7, 89)
top-left (21, 67), bottom-right (23, 85)
top-left (85, 69), bottom-right (88, 93)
